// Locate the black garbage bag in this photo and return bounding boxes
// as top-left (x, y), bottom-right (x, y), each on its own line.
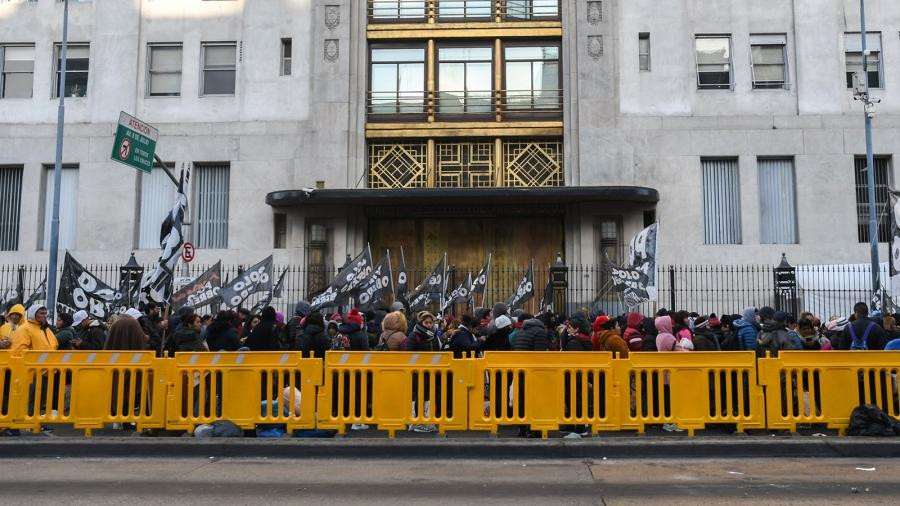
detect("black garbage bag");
top-left (195, 420), bottom-right (244, 438)
top-left (847, 404), bottom-right (900, 437)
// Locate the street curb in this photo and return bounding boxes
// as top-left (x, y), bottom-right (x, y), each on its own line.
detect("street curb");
top-left (2, 437), bottom-right (900, 459)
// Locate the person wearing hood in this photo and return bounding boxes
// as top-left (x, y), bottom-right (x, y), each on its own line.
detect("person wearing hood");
top-left (72, 310), bottom-right (107, 350)
top-left (245, 306), bottom-right (282, 351)
top-left (692, 317), bottom-right (721, 351)
top-left (563, 313), bottom-right (593, 351)
top-left (757, 311), bottom-right (797, 356)
top-left (379, 310), bottom-right (408, 351)
top-left (483, 314), bottom-right (513, 351)
top-left (640, 317), bottom-right (658, 351)
top-left (205, 311), bottom-right (241, 352)
top-left (404, 311), bottom-right (440, 352)
top-left (296, 311), bottom-right (331, 358)
top-left (591, 316), bottom-right (629, 357)
top-left (335, 308), bottom-right (368, 351)
top-left (484, 302), bottom-right (510, 338)
top-left (732, 307), bottom-right (760, 352)
top-left (286, 300), bottom-right (310, 350)
top-left (10, 305), bottom-right (58, 356)
top-left (54, 313), bottom-right (77, 350)
top-left (622, 312), bottom-right (645, 352)
top-left (654, 315), bottom-right (681, 351)
top-left (0, 303), bottom-right (25, 348)
top-left (512, 316), bottom-right (550, 351)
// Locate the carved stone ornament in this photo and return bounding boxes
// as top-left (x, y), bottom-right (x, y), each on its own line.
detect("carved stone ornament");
top-left (587, 1), bottom-right (601, 25)
top-left (587, 36), bottom-right (603, 60)
top-left (325, 5), bottom-right (340, 30)
top-left (324, 39), bottom-right (339, 62)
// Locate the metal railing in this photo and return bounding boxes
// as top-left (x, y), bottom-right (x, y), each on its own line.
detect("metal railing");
top-left (367, 0), bottom-right (561, 22)
top-left (366, 89), bottom-right (562, 118)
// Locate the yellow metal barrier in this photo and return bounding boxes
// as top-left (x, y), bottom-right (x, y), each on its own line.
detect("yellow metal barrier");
top-left (15, 351), bottom-right (167, 436)
top-left (0, 352), bottom-right (20, 429)
top-left (616, 351), bottom-right (766, 436)
top-left (469, 352), bottom-right (619, 437)
top-left (758, 351), bottom-right (900, 434)
top-left (316, 351), bottom-right (474, 437)
top-left (166, 352), bottom-right (322, 432)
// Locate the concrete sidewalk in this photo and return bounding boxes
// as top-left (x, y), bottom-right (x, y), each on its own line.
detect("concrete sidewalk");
top-left (2, 436), bottom-right (900, 459)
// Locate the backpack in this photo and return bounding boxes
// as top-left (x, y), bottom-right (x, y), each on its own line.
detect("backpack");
top-left (848, 321), bottom-right (875, 351)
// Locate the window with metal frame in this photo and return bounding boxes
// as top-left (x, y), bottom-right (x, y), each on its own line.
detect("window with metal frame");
top-left (192, 163), bottom-right (230, 249)
top-left (0, 166), bottom-right (23, 251)
top-left (274, 213), bottom-right (287, 249)
top-left (750, 34), bottom-right (788, 89)
top-left (0, 44), bottom-right (34, 98)
top-left (845, 32), bottom-right (882, 89)
top-left (438, 0), bottom-right (492, 19)
top-left (638, 33), bottom-right (650, 71)
top-left (42, 164), bottom-right (78, 250)
top-left (758, 158), bottom-right (797, 244)
top-left (503, 44), bottom-right (560, 111)
top-left (138, 164), bottom-right (179, 249)
top-left (53, 43), bottom-right (89, 98)
top-left (854, 156), bottom-right (891, 243)
top-left (201, 42), bottom-right (236, 96)
top-left (369, 47), bottom-right (426, 115)
top-left (147, 44), bottom-right (182, 97)
top-left (438, 46), bottom-right (493, 114)
top-left (504, 0), bottom-right (560, 20)
top-left (280, 38), bottom-right (292, 76)
top-left (701, 158), bottom-right (742, 244)
top-left (695, 36), bottom-right (732, 90)
top-left (369, 0), bottom-right (426, 21)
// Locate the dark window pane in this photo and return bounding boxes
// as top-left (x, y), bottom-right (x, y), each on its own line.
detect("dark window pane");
top-left (204, 70), bottom-right (235, 95)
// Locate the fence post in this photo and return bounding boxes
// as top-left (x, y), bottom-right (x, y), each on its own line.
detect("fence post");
top-left (549, 253), bottom-right (568, 315)
top-left (668, 266), bottom-right (676, 310)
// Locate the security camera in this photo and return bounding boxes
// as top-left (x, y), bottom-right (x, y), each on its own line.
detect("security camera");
top-left (301, 187), bottom-right (316, 197)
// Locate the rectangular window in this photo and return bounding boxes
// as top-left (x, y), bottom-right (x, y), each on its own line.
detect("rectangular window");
top-left (758, 158), bottom-right (797, 244)
top-left (369, 47), bottom-right (425, 115)
top-left (369, 1), bottom-right (426, 20)
top-left (193, 163), bottom-right (230, 249)
top-left (695, 36), bottom-right (732, 90)
top-left (701, 158), bottom-right (741, 244)
top-left (53, 43), bottom-right (89, 98)
top-left (147, 44), bottom-right (182, 97)
top-left (505, 0), bottom-right (560, 20)
top-left (855, 156), bottom-right (891, 243)
top-left (138, 164), bottom-right (178, 249)
top-left (280, 38), bottom-right (292, 76)
top-left (0, 166), bottom-right (23, 251)
top-left (504, 44), bottom-right (560, 111)
top-left (438, 46), bottom-right (493, 114)
top-left (42, 164), bottom-right (79, 250)
top-left (845, 32), bottom-right (882, 89)
top-left (201, 42), bottom-right (236, 96)
top-left (438, 0), bottom-right (492, 19)
top-left (1, 45), bottom-right (34, 98)
top-left (750, 34), bottom-right (787, 89)
top-left (638, 33), bottom-right (650, 71)
top-left (274, 213), bottom-right (287, 249)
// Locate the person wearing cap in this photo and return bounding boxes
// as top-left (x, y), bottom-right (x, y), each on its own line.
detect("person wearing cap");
top-left (337, 308), bottom-right (369, 351)
top-left (72, 310), bottom-right (107, 350)
top-left (285, 300), bottom-right (311, 351)
top-left (757, 311), bottom-right (798, 357)
top-left (297, 311), bottom-right (331, 359)
top-left (0, 303), bottom-right (26, 349)
top-left (691, 317), bottom-right (720, 351)
top-left (404, 311), bottom-right (440, 352)
top-left (10, 305), bottom-right (58, 356)
top-left (591, 315), bottom-right (629, 357)
top-left (54, 313), bottom-right (78, 350)
top-left (483, 314), bottom-right (513, 351)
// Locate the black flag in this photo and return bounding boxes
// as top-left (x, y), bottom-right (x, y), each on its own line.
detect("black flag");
top-left (408, 254), bottom-right (446, 312)
top-left (171, 261), bottom-right (222, 311)
top-left (441, 272), bottom-right (473, 312)
top-left (539, 272), bottom-right (553, 313)
top-left (310, 248), bottom-right (374, 311)
top-left (57, 252), bottom-right (123, 320)
top-left (396, 246), bottom-right (409, 300)
top-left (23, 277), bottom-right (47, 310)
top-left (357, 254), bottom-right (394, 310)
top-left (471, 254), bottom-right (491, 296)
top-left (506, 260), bottom-right (535, 309)
top-left (250, 267), bottom-right (289, 314)
top-left (218, 255), bottom-right (274, 309)
top-left (140, 168), bottom-right (188, 304)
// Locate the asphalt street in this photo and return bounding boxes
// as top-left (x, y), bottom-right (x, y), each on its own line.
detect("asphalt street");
top-left (0, 457), bottom-right (897, 505)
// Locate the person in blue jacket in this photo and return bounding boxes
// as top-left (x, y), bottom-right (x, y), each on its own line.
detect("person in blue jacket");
top-left (732, 307), bottom-right (760, 351)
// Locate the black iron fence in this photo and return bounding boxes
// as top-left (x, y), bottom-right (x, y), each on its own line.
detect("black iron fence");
top-left (0, 262), bottom-right (884, 320)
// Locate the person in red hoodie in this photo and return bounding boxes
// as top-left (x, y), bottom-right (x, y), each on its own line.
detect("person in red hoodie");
top-left (623, 312), bottom-right (645, 351)
top-left (591, 315), bottom-right (630, 358)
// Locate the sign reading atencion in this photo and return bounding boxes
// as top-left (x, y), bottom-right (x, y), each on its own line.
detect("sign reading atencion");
top-left (111, 111), bottom-right (158, 173)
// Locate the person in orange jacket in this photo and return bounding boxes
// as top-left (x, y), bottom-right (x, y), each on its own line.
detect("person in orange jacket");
top-left (11, 305), bottom-right (58, 356)
top-left (591, 315), bottom-right (629, 358)
top-left (0, 303), bottom-right (25, 349)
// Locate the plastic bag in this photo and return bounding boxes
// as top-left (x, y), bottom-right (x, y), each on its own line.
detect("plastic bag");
top-left (847, 404), bottom-right (900, 437)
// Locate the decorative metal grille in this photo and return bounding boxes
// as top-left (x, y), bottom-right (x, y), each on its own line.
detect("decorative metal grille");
top-left (368, 142), bottom-right (428, 188)
top-left (503, 141), bottom-right (563, 187)
top-left (436, 142), bottom-right (495, 188)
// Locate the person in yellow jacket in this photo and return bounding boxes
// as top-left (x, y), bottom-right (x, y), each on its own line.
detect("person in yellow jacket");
top-left (11, 305), bottom-right (58, 356)
top-left (0, 303), bottom-right (25, 349)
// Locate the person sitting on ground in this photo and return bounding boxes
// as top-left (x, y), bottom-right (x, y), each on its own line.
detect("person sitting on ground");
top-left (404, 311), bottom-right (440, 352)
top-left (836, 302), bottom-right (889, 350)
top-left (205, 311), bottom-right (241, 352)
top-left (692, 317), bottom-right (720, 351)
top-left (105, 316), bottom-right (148, 351)
top-left (512, 314), bottom-right (550, 352)
top-left (173, 313), bottom-right (208, 353)
top-left (733, 307), bottom-right (760, 352)
top-left (591, 315), bottom-right (629, 357)
top-left (54, 313), bottom-right (77, 350)
top-left (10, 305), bottom-right (58, 356)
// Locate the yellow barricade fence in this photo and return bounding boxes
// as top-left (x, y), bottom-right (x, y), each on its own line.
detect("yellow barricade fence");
top-left (469, 352), bottom-right (618, 437)
top-left (0, 352), bottom-right (18, 428)
top-left (16, 351), bottom-right (167, 436)
top-left (616, 351), bottom-right (766, 436)
top-left (166, 352), bottom-right (322, 432)
top-left (316, 351), bottom-right (474, 437)
top-left (758, 351), bottom-right (900, 434)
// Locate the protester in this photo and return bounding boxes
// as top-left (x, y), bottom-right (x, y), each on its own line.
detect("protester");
top-left (10, 305), bottom-right (58, 356)
top-left (236, 307), bottom-right (251, 338)
top-left (483, 314), bottom-right (513, 351)
top-left (285, 301), bottom-right (310, 350)
top-left (172, 313), bottom-right (208, 352)
top-left (296, 311), bottom-right (330, 358)
top-left (450, 313), bottom-right (484, 358)
top-left (622, 312), bottom-right (644, 351)
top-left (591, 315), bottom-right (629, 357)
top-left (245, 306), bottom-right (282, 351)
top-left (836, 302), bottom-right (889, 350)
top-left (691, 317), bottom-right (720, 351)
top-left (640, 317), bottom-right (658, 351)
top-left (72, 310), bottom-right (107, 350)
top-left (654, 315), bottom-right (680, 352)
top-left (672, 310), bottom-right (694, 346)
top-left (105, 316), bottom-right (148, 351)
top-left (378, 310), bottom-right (408, 351)
top-left (563, 313), bottom-right (593, 351)
top-left (333, 308), bottom-right (368, 351)
top-left (404, 311), bottom-right (440, 352)
top-left (512, 316), bottom-right (550, 351)
top-left (141, 302), bottom-right (165, 353)
top-left (54, 313), bottom-right (77, 350)
top-left (205, 311), bottom-right (241, 352)
top-left (733, 307), bottom-right (759, 352)
top-left (797, 318), bottom-right (832, 350)
top-left (0, 303), bottom-right (25, 349)
top-left (757, 311), bottom-right (797, 356)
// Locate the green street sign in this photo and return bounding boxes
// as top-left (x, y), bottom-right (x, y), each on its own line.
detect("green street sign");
top-left (111, 111), bottom-right (158, 173)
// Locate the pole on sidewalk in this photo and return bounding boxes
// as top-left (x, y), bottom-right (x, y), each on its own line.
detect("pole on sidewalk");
top-left (859, 0), bottom-right (881, 305)
top-left (46, 0), bottom-right (70, 319)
